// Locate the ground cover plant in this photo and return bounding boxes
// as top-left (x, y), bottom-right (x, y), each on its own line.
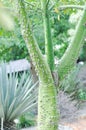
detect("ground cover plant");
top-left (17, 112), bottom-right (36, 128)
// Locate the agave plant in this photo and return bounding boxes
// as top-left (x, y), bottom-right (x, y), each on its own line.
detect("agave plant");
top-left (0, 63), bottom-right (38, 130)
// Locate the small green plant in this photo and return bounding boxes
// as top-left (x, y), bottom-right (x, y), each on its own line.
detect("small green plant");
top-left (17, 112), bottom-right (36, 128)
top-left (78, 89), bottom-right (86, 100)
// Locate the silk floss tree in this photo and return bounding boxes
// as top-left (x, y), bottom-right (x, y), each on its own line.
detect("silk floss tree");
top-left (16, 0), bottom-right (86, 130)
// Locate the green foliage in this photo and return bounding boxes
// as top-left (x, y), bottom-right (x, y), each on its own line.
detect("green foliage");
top-left (0, 19), bottom-right (29, 62)
top-left (0, 0), bottom-right (72, 61)
top-left (60, 65), bottom-right (86, 100)
top-left (17, 112), bottom-right (36, 128)
top-left (79, 43), bottom-right (86, 62)
top-left (59, 0), bottom-right (85, 5)
top-left (0, 0), bottom-right (86, 63)
top-left (78, 89), bottom-right (86, 100)
top-left (51, 12), bottom-right (70, 58)
top-left (60, 66), bottom-right (80, 93)
top-left (0, 63), bottom-right (38, 121)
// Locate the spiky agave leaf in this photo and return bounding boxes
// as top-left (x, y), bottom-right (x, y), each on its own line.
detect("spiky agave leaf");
top-left (0, 63), bottom-right (38, 122)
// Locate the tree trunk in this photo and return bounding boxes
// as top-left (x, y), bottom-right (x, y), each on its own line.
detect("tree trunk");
top-left (38, 82), bottom-right (59, 130)
top-left (17, 1), bottom-right (59, 130)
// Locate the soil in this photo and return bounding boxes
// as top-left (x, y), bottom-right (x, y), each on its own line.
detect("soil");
top-left (22, 119), bottom-right (86, 130)
top-left (21, 101), bottom-right (86, 130)
top-left (21, 119), bottom-right (86, 130)
top-left (21, 118), bottom-right (86, 130)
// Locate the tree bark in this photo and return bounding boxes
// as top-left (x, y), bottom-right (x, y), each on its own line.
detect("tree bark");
top-left (17, 1), bottom-right (59, 130)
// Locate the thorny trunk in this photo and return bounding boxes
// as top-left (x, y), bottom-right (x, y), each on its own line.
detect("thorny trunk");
top-left (17, 0), bottom-right (59, 130)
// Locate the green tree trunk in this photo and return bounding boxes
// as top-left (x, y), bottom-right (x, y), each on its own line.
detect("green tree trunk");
top-left (17, 0), bottom-right (59, 130)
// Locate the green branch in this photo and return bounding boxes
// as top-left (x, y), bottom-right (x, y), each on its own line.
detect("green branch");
top-left (16, 0), bottom-right (53, 82)
top-left (59, 5), bottom-right (84, 10)
top-left (41, 0), bottom-right (54, 71)
top-left (57, 5), bottom-right (86, 80)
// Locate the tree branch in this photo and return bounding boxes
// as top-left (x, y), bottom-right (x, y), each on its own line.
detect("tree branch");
top-left (41, 0), bottom-right (54, 71)
top-left (17, 0), bottom-right (53, 83)
top-left (58, 5), bottom-right (84, 10)
top-left (57, 5), bottom-right (86, 80)
top-left (24, 0), bottom-right (35, 7)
